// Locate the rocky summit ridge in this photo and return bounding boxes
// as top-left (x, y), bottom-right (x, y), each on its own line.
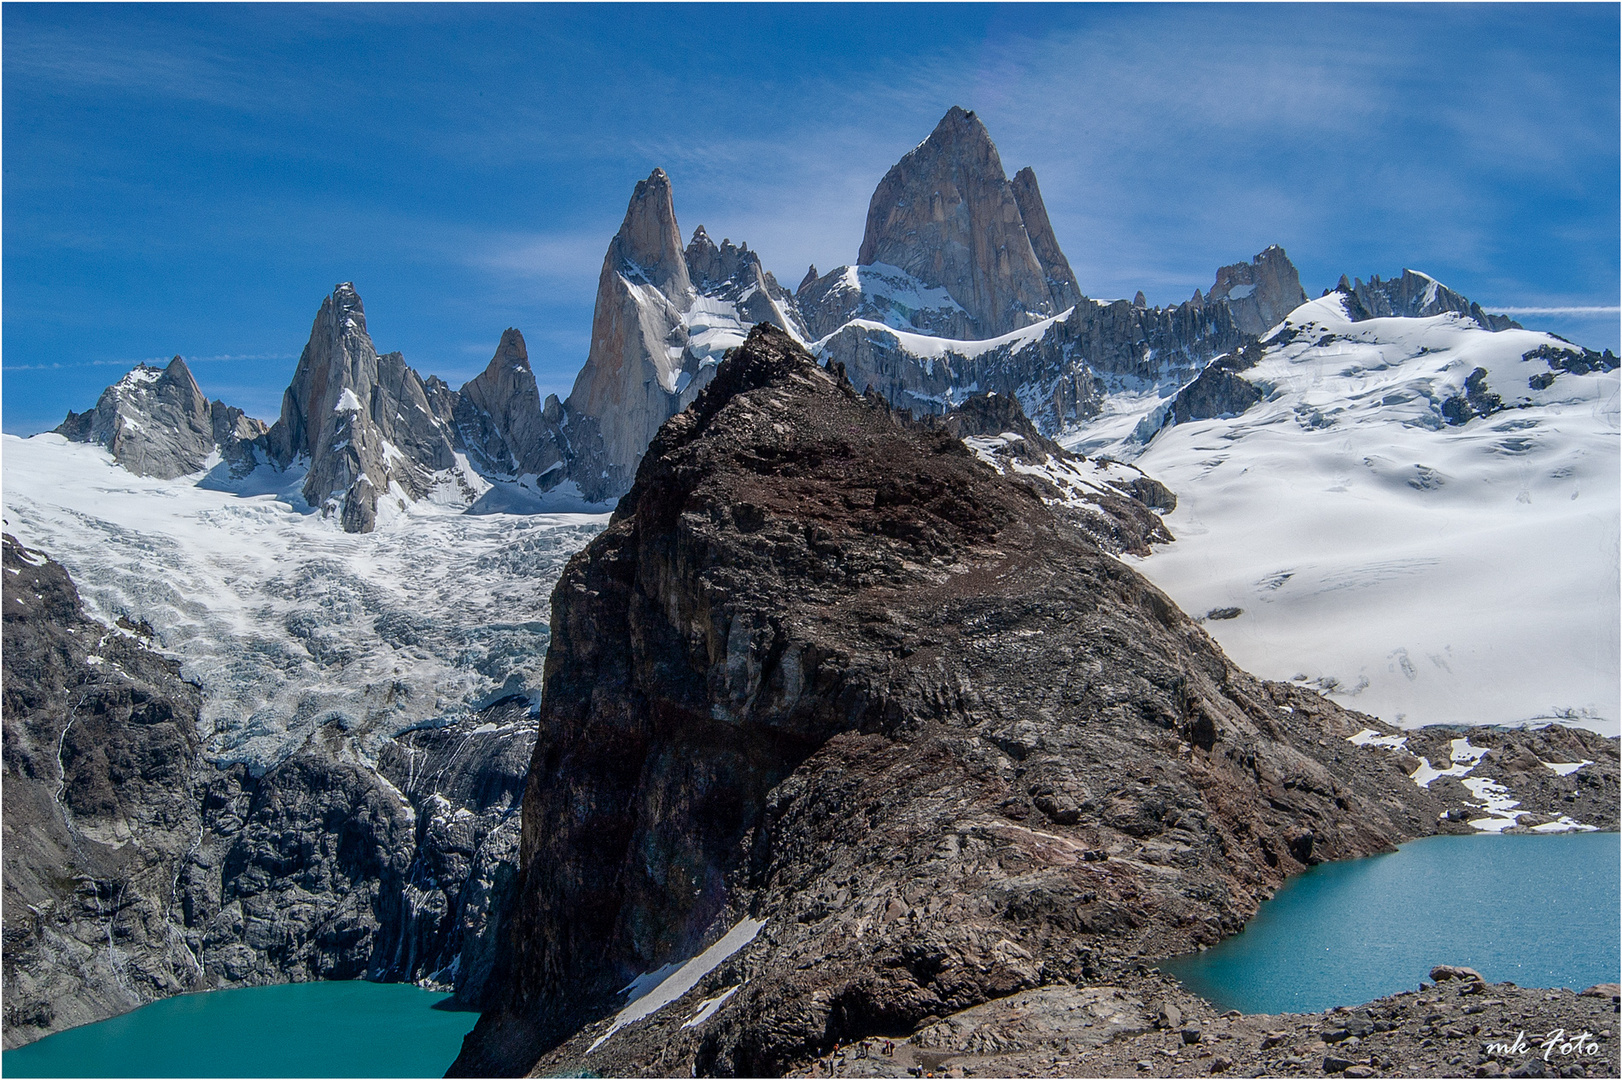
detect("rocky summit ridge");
top-left (51, 106), bottom-right (1535, 522)
top-left (448, 325), bottom-right (1617, 1077)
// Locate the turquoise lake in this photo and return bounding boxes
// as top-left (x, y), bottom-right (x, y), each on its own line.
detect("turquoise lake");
top-left (1162, 831), bottom-right (1622, 1015)
top-left (2, 980), bottom-right (478, 1078)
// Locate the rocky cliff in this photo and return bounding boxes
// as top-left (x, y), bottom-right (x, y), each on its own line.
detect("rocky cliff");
top-left (449, 326), bottom-right (1616, 1077)
top-left (262, 283), bottom-right (476, 532)
top-left (1205, 245), bottom-right (1308, 337)
top-left (1, 532), bottom-right (539, 1047)
top-left (54, 356), bottom-right (266, 479)
top-left (797, 110), bottom-right (1266, 439)
top-left (455, 328), bottom-right (568, 483)
top-left (852, 107), bottom-right (1066, 339)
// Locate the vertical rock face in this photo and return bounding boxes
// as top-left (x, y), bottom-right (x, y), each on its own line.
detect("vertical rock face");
top-left (562, 172), bottom-right (806, 503)
top-left (264, 283), bottom-right (464, 532)
top-left (2, 533), bottom-right (208, 1047)
top-left (1206, 245), bottom-right (1309, 336)
top-left (563, 171), bottom-right (700, 502)
top-left (456, 328), bottom-right (567, 483)
top-left (54, 356), bottom-right (266, 479)
top-left (1011, 166), bottom-right (1083, 314)
top-left (856, 106), bottom-right (1063, 338)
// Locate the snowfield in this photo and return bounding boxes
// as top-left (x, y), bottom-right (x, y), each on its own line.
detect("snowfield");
top-left (2, 433), bottom-right (608, 770)
top-left (1104, 295), bottom-right (1620, 735)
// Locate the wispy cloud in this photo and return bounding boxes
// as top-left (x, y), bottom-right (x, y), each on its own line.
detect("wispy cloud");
top-left (5, 352), bottom-right (295, 373)
top-left (1491, 306), bottom-right (1621, 316)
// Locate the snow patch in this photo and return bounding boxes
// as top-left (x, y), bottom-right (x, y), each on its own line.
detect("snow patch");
top-left (587, 918), bottom-right (766, 1054)
top-left (1348, 728), bottom-right (1409, 750)
top-left (681, 984), bottom-right (744, 1029)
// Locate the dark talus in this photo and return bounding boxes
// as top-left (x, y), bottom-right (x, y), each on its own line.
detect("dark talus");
top-left (451, 326), bottom-right (1617, 1077)
top-left (1, 533), bottom-right (537, 1046)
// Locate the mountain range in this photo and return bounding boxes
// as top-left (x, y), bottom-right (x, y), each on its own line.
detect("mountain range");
top-left (53, 106), bottom-right (1478, 530)
top-left (4, 106), bottom-right (1618, 1065)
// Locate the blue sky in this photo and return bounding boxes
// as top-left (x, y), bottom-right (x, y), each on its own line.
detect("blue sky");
top-left (4, 3), bottom-right (1618, 435)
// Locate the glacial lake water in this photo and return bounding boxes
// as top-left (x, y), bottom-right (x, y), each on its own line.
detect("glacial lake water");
top-left (2, 980), bottom-right (478, 1078)
top-left (1162, 831), bottom-right (1621, 1015)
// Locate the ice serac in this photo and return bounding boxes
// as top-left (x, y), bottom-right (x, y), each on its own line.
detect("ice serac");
top-left (456, 328), bottom-right (567, 483)
top-left (53, 356), bottom-right (266, 479)
top-left (264, 282), bottom-right (466, 532)
top-left (450, 326), bottom-right (1617, 1077)
top-left (1205, 245), bottom-right (1309, 336)
top-left (562, 170), bottom-right (804, 502)
top-left (857, 106), bottom-right (1062, 338)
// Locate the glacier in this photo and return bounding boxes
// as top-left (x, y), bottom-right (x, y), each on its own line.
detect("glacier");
top-left (1099, 294), bottom-right (1620, 735)
top-left (1, 433), bottom-right (608, 770)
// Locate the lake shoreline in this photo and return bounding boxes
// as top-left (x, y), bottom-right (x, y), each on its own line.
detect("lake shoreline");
top-left (794, 973), bottom-right (1620, 1079)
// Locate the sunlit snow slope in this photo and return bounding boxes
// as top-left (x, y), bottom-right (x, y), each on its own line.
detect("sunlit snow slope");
top-left (1114, 295), bottom-right (1620, 735)
top-left (2, 433), bottom-right (608, 769)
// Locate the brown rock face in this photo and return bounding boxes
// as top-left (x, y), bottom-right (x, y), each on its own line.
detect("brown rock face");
top-left (857, 107), bottom-right (1063, 338)
top-left (449, 325), bottom-right (1618, 1077)
top-left (1206, 245), bottom-right (1309, 336)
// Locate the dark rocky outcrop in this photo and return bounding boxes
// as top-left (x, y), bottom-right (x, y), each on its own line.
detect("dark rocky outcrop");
top-left (53, 356), bottom-right (265, 479)
top-left (449, 326), bottom-right (1617, 1077)
top-left (1335, 270), bottom-right (1521, 332)
top-left (1523, 341), bottom-right (1621, 382)
top-left (1206, 245), bottom-right (1308, 337)
top-left (1441, 366), bottom-right (1506, 426)
top-left (777, 977), bottom-right (1620, 1078)
top-left (1, 533), bottom-right (538, 1046)
top-left (1167, 342), bottom-right (1268, 426)
top-left (3, 532), bottom-right (209, 1046)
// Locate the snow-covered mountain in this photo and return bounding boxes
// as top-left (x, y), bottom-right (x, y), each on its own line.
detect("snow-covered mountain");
top-left (1101, 292), bottom-right (1620, 735)
top-left (798, 108), bottom-right (1295, 442)
top-left (56, 354), bottom-right (266, 479)
top-left (19, 104), bottom-right (1613, 745)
